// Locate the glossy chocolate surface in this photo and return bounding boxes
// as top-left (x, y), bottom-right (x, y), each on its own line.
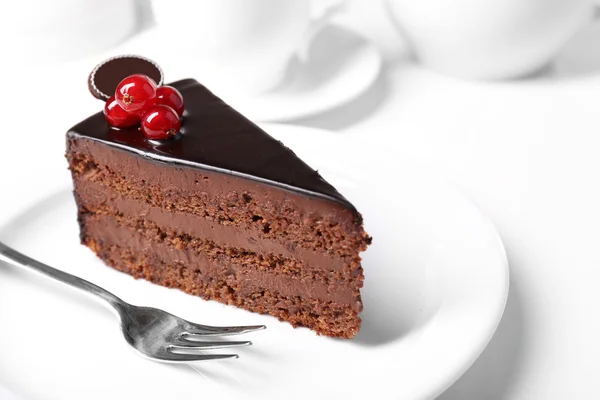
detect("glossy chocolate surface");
top-left (69, 79), bottom-right (356, 211)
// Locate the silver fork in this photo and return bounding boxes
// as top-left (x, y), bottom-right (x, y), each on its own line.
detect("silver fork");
top-left (0, 241), bottom-right (265, 363)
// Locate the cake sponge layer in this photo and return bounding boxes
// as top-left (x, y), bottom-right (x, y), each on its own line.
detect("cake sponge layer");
top-left (83, 233), bottom-right (362, 338)
top-left (81, 213), bottom-right (362, 309)
top-left (74, 177), bottom-right (360, 275)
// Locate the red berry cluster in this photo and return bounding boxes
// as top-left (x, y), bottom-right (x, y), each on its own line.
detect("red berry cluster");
top-left (103, 74), bottom-right (184, 140)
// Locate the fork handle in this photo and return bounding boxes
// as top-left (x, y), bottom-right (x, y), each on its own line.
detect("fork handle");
top-left (0, 241), bottom-right (123, 310)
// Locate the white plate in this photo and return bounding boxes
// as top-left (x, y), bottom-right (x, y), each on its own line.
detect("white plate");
top-left (0, 125), bottom-right (508, 400)
top-left (96, 24), bottom-right (382, 122)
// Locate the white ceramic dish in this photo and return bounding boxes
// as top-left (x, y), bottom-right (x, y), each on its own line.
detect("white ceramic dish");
top-left (104, 24), bottom-right (382, 122)
top-left (0, 124), bottom-right (508, 400)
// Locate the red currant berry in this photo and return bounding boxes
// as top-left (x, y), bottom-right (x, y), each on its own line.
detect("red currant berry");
top-left (103, 96), bottom-right (140, 128)
top-left (141, 105), bottom-right (181, 140)
top-left (154, 86), bottom-right (185, 116)
top-left (115, 74), bottom-right (157, 115)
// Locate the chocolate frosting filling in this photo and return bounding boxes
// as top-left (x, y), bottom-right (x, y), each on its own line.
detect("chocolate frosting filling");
top-left (74, 178), bottom-right (348, 272)
top-left (84, 216), bottom-right (359, 309)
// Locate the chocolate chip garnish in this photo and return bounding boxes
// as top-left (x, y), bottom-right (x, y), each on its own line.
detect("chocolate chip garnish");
top-left (88, 55), bottom-right (164, 101)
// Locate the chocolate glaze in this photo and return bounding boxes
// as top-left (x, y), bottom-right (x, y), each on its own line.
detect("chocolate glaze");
top-left (69, 79), bottom-right (358, 215)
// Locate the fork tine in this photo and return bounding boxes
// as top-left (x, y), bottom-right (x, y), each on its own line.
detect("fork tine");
top-left (179, 332), bottom-right (254, 343)
top-left (164, 353), bottom-right (239, 362)
top-left (169, 340), bottom-right (252, 352)
top-left (185, 324), bottom-right (266, 337)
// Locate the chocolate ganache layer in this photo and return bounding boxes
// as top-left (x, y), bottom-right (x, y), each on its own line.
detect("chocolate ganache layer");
top-left (74, 178), bottom-right (349, 272)
top-left (81, 215), bottom-right (358, 308)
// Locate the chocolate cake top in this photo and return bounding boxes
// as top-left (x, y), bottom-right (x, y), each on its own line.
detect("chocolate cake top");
top-left (68, 79), bottom-right (357, 213)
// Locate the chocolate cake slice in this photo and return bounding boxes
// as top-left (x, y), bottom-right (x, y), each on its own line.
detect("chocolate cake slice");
top-left (66, 79), bottom-right (371, 338)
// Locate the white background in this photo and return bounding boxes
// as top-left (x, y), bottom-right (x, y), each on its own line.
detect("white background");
top-left (337, 1), bottom-right (600, 398)
top-left (1, 0), bottom-right (599, 398)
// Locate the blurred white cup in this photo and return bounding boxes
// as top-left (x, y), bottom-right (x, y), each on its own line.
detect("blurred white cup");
top-left (0, 0), bottom-right (136, 64)
top-left (151, 0), bottom-right (346, 93)
top-left (385, 0), bottom-right (595, 79)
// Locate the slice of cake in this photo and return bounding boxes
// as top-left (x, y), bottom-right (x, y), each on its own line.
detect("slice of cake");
top-left (66, 77), bottom-right (371, 338)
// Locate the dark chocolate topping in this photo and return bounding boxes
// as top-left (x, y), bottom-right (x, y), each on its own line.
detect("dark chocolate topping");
top-left (88, 55), bottom-right (164, 100)
top-left (69, 79), bottom-right (357, 212)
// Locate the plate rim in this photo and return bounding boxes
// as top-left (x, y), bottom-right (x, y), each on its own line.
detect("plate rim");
top-left (427, 189), bottom-right (510, 399)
